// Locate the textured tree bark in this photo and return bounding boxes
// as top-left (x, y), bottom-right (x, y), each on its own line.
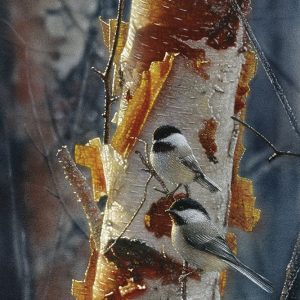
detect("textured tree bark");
top-left (86, 1), bottom-right (256, 299)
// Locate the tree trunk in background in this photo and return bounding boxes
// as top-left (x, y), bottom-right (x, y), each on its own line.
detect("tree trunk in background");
top-left (1, 0), bottom-right (110, 299)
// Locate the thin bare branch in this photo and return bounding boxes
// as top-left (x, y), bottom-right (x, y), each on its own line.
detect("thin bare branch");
top-left (92, 0), bottom-right (125, 144)
top-left (135, 150), bottom-right (170, 194)
top-left (44, 90), bottom-right (63, 144)
top-left (181, 260), bottom-right (189, 300)
top-left (232, 0), bottom-right (300, 138)
top-left (41, 211), bottom-right (64, 300)
top-left (280, 232), bottom-right (300, 300)
top-left (4, 119), bottom-right (31, 300)
top-left (231, 116), bottom-right (300, 161)
top-left (45, 187), bottom-right (60, 199)
top-left (71, 58), bottom-right (90, 141)
top-left (58, 0), bottom-right (85, 33)
top-left (57, 146), bottom-right (103, 250)
top-left (104, 0), bottom-right (125, 78)
top-left (103, 173), bottom-right (154, 255)
top-left (132, 137), bottom-right (170, 193)
top-left (24, 125), bottom-right (47, 159)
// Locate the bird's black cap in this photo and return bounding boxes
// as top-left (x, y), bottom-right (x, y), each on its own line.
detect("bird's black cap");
top-left (168, 198), bottom-right (210, 219)
top-left (153, 125), bottom-right (181, 141)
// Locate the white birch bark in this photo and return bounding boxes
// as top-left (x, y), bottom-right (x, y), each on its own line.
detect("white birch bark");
top-left (96, 22), bottom-right (245, 298)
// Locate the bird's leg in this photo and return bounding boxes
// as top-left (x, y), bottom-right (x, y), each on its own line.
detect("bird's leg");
top-left (171, 183), bottom-right (182, 195)
top-left (154, 183), bottom-right (182, 197)
top-left (165, 183), bottom-right (182, 197)
top-left (179, 267), bottom-right (200, 283)
top-left (180, 260), bottom-right (189, 300)
top-left (153, 187), bottom-right (168, 194)
top-left (135, 150), bottom-right (150, 170)
top-left (184, 185), bottom-right (190, 197)
top-left (131, 137), bottom-right (151, 163)
top-left (179, 271), bottom-right (194, 283)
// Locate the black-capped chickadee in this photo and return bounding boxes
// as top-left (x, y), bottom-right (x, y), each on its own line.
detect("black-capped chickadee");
top-left (150, 125), bottom-right (221, 193)
top-left (166, 198), bottom-right (273, 293)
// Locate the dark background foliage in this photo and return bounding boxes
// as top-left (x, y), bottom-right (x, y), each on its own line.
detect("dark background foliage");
top-left (0, 0), bottom-right (299, 299)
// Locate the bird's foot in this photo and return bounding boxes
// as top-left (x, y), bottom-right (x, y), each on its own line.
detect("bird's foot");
top-left (153, 186), bottom-right (170, 195)
top-left (178, 271), bottom-right (193, 283)
top-left (184, 185), bottom-right (190, 198)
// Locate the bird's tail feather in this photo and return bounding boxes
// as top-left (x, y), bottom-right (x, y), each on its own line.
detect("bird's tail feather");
top-left (226, 260), bottom-right (273, 293)
top-left (195, 175), bottom-right (221, 193)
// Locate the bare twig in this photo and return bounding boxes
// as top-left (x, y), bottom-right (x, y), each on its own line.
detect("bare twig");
top-left (71, 58), bottom-right (90, 141)
top-left (4, 121), bottom-right (31, 300)
top-left (58, 0), bottom-right (84, 33)
top-left (280, 232), bottom-right (300, 300)
top-left (133, 137), bottom-right (169, 194)
top-left (92, 0), bottom-right (125, 144)
top-left (103, 174), bottom-right (154, 255)
top-left (24, 126), bottom-right (46, 159)
top-left (44, 90), bottom-right (63, 144)
top-left (41, 211), bottom-right (65, 300)
top-left (211, 278), bottom-right (218, 300)
top-left (232, 0), bottom-right (300, 138)
top-left (135, 150), bottom-right (169, 194)
top-left (180, 260), bottom-right (189, 300)
top-left (57, 146), bottom-right (103, 250)
top-left (231, 116), bottom-right (300, 161)
top-left (45, 187), bottom-right (60, 200)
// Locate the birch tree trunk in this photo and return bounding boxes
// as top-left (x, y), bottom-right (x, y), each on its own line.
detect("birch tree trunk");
top-left (73, 1), bottom-right (259, 299)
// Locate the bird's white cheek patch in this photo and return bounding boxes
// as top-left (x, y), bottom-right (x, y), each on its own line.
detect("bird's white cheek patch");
top-left (177, 209), bottom-right (208, 223)
top-left (161, 133), bottom-right (188, 148)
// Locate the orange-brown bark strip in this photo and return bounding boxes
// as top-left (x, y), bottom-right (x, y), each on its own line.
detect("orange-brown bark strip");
top-left (111, 54), bottom-right (175, 157)
top-left (199, 118), bottom-right (219, 164)
top-left (75, 139), bottom-right (106, 200)
top-left (72, 240), bottom-right (99, 300)
top-left (234, 51), bottom-right (257, 114)
top-left (123, 0), bottom-right (251, 72)
top-left (229, 50), bottom-right (260, 232)
top-left (92, 238), bottom-right (199, 299)
top-left (229, 123), bottom-right (261, 232)
top-left (191, 49), bottom-right (211, 80)
top-left (99, 19), bottom-right (129, 64)
top-left (145, 193), bottom-right (186, 238)
top-left (219, 233), bottom-right (238, 297)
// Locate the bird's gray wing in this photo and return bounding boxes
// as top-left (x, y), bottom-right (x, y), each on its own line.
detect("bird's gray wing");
top-left (181, 224), bottom-right (238, 264)
top-left (178, 154), bottom-right (204, 175)
top-left (178, 154), bottom-right (221, 192)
